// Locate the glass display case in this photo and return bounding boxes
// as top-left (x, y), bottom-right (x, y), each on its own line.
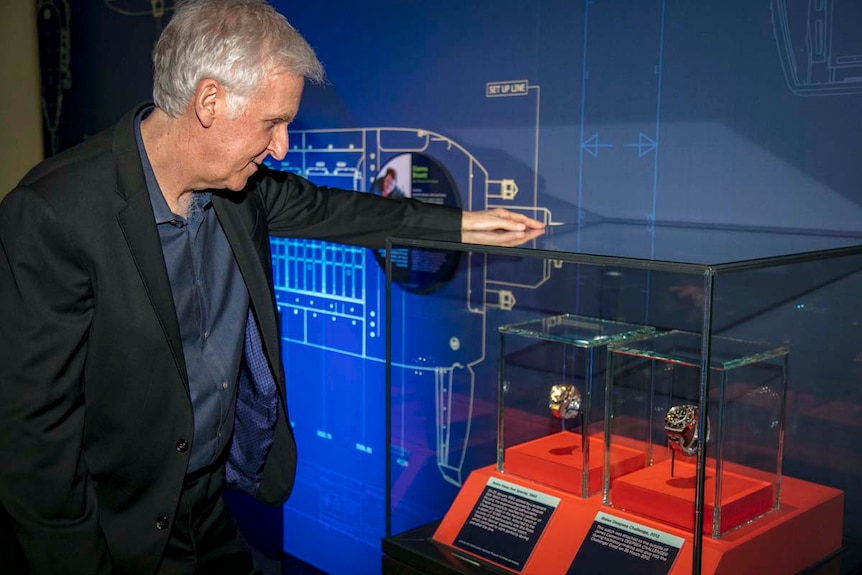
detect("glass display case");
top-left (497, 314), bottom-right (655, 499)
top-left (605, 330), bottom-right (789, 538)
top-left (383, 221), bottom-right (862, 575)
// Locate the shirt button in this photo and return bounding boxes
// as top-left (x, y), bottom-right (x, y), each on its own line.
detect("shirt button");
top-left (156, 516), bottom-right (170, 530)
top-left (175, 439), bottom-right (189, 452)
top-left (222, 382), bottom-right (228, 390)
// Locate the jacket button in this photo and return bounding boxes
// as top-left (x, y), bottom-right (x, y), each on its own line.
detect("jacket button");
top-left (156, 516), bottom-right (170, 530)
top-left (175, 439), bottom-right (189, 452)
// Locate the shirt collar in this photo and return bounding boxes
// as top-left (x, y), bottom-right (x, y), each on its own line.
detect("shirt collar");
top-left (133, 106), bottom-right (212, 224)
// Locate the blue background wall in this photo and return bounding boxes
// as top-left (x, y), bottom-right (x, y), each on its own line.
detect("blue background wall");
top-left (265, 4), bottom-right (862, 570)
top-left (284, 0), bottom-right (862, 232)
top-left (37, 1), bottom-right (862, 573)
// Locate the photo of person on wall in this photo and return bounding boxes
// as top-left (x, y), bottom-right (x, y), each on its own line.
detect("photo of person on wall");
top-left (372, 166), bottom-right (408, 199)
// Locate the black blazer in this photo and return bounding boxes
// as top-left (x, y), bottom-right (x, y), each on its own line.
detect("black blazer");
top-left (0, 104), bottom-right (460, 574)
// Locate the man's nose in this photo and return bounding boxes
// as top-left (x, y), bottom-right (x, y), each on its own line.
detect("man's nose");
top-left (268, 123), bottom-right (288, 161)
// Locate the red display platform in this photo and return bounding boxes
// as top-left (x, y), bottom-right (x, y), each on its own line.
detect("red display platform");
top-left (612, 459), bottom-right (775, 536)
top-left (433, 465), bottom-right (843, 575)
top-left (505, 431), bottom-right (644, 496)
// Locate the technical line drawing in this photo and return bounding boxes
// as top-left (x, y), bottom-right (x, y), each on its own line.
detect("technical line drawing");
top-left (582, 133), bottom-right (614, 158)
top-left (771, 0), bottom-right (862, 96)
top-left (575, 0), bottom-right (667, 326)
top-left (268, 122), bottom-right (555, 489)
top-left (486, 79), bottom-right (543, 211)
top-left (623, 133), bottom-right (659, 158)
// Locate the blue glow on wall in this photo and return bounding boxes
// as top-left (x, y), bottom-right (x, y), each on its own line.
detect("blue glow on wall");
top-left (265, 2), bottom-right (862, 573)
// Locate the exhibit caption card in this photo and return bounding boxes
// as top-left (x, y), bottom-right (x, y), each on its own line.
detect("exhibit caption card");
top-left (453, 477), bottom-right (560, 571)
top-left (568, 511), bottom-right (684, 575)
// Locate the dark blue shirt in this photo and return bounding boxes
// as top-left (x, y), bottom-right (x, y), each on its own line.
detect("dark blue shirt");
top-left (135, 108), bottom-right (249, 472)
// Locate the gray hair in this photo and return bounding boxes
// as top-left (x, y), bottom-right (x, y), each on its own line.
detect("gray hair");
top-left (152, 0), bottom-right (325, 118)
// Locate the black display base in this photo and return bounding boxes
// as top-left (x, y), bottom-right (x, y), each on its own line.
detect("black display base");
top-left (383, 521), bottom-right (860, 575)
top-left (382, 521), bottom-right (511, 575)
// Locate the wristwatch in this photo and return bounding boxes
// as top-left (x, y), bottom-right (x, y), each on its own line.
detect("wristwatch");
top-left (549, 384), bottom-right (582, 420)
top-left (664, 404), bottom-right (709, 456)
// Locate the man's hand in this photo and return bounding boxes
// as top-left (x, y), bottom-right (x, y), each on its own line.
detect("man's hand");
top-left (461, 208), bottom-right (545, 232)
top-left (461, 228), bottom-right (546, 248)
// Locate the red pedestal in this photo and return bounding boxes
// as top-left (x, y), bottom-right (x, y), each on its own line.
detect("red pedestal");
top-left (611, 459), bottom-right (775, 536)
top-left (433, 465), bottom-right (843, 575)
top-left (505, 431), bottom-right (645, 496)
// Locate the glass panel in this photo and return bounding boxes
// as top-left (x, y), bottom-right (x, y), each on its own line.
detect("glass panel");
top-left (391, 222), bottom-right (862, 267)
top-left (606, 331), bottom-right (787, 537)
top-left (386, 237), bottom-right (862, 575)
top-left (713, 254), bottom-right (862, 570)
top-left (498, 315), bottom-right (654, 498)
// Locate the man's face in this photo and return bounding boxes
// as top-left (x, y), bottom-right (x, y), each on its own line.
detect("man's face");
top-left (204, 71), bottom-right (304, 191)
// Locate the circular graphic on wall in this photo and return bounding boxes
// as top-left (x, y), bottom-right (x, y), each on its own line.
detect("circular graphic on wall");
top-left (371, 152), bottom-right (462, 294)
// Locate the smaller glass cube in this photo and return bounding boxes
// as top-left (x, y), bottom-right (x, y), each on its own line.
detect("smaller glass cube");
top-left (497, 314), bottom-right (655, 498)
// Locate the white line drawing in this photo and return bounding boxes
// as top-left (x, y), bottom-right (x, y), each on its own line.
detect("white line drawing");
top-left (269, 120), bottom-right (555, 488)
top-left (771, 0), bottom-right (862, 96)
top-left (576, 0), bottom-right (667, 257)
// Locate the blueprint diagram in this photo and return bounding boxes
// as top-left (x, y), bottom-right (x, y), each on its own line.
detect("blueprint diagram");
top-left (269, 1), bottom-right (669, 572)
top-left (771, 0), bottom-right (862, 96)
top-left (267, 115), bottom-right (557, 564)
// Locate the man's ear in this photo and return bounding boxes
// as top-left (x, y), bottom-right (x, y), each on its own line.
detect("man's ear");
top-left (193, 79), bottom-right (221, 128)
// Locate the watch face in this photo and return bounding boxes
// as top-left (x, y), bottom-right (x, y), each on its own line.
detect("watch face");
top-left (664, 404), bottom-right (697, 433)
top-left (664, 404), bottom-right (707, 456)
top-left (371, 152), bottom-right (463, 295)
top-left (549, 384), bottom-right (582, 420)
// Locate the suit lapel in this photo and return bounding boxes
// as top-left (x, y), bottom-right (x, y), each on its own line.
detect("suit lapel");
top-left (108, 105), bottom-right (278, 388)
top-left (112, 106), bottom-right (188, 389)
top-left (213, 197), bottom-right (280, 374)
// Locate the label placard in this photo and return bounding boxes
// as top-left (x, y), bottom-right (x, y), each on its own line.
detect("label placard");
top-left (568, 512), bottom-right (684, 575)
top-left (453, 477), bottom-right (559, 571)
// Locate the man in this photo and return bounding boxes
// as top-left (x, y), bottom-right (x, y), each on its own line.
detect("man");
top-left (0, 1), bottom-right (544, 573)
